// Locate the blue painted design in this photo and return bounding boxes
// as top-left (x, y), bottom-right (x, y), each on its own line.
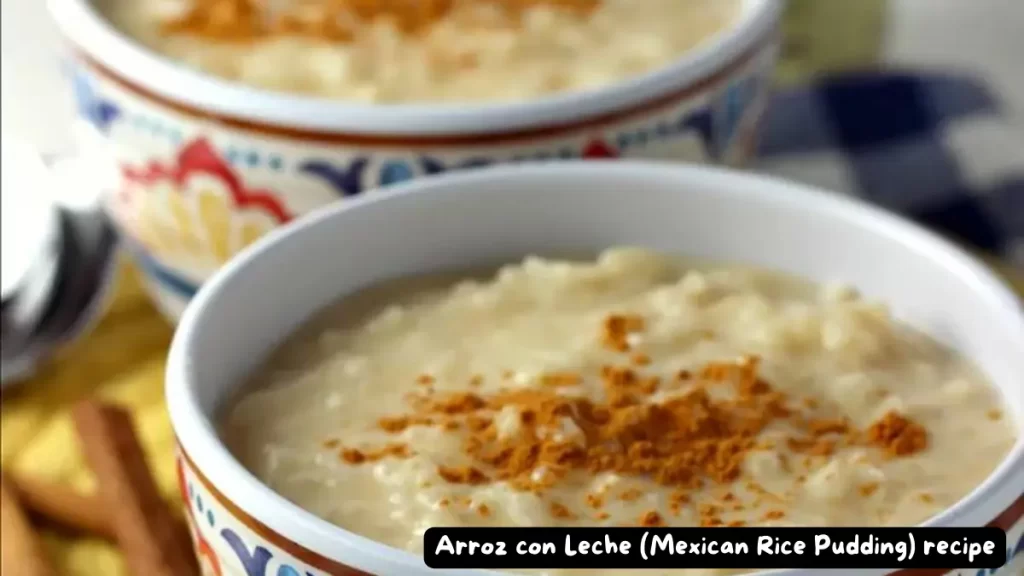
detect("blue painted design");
top-left (715, 76), bottom-right (757, 156)
top-left (379, 160), bottom-right (416, 186)
top-left (129, 243), bottom-right (199, 299)
top-left (226, 148), bottom-right (242, 165)
top-left (300, 158), bottom-right (369, 197)
top-left (206, 509), bottom-right (215, 527)
top-left (419, 156), bottom-right (446, 176)
top-left (247, 151), bottom-right (261, 167)
top-left (222, 528), bottom-right (272, 576)
top-left (276, 567), bottom-right (301, 576)
top-left (196, 494), bottom-right (204, 513)
top-left (72, 67), bottom-right (121, 134)
top-left (679, 108), bottom-right (715, 158)
top-left (188, 483), bottom-right (194, 500)
top-left (973, 528), bottom-right (1024, 576)
top-left (268, 156), bottom-right (284, 171)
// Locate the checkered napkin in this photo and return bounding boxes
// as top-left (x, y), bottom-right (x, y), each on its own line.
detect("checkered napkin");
top-left (755, 71), bottom-right (1024, 269)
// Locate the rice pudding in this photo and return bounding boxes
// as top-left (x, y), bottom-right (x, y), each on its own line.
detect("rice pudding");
top-left (101, 0), bottom-right (739, 102)
top-left (222, 248), bottom-right (1016, 576)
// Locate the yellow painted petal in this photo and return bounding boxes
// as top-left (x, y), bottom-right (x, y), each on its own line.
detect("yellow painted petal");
top-left (197, 188), bottom-right (233, 263)
top-left (240, 218), bottom-right (271, 249)
top-left (167, 191), bottom-right (202, 252)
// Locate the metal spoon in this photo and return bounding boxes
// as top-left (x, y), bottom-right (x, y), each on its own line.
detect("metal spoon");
top-left (0, 141), bottom-right (120, 388)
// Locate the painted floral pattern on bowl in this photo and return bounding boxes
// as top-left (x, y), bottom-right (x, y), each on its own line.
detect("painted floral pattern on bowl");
top-left (69, 37), bottom-right (779, 322)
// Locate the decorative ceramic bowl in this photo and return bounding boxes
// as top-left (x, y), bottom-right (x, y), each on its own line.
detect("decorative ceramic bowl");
top-left (47, 0), bottom-right (782, 321)
top-left (166, 162), bottom-right (1024, 576)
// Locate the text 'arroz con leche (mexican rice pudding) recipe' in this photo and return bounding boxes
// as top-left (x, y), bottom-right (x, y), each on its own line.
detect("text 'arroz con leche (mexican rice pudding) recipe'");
top-left (221, 248), bottom-right (1017, 576)
top-left (101, 0), bottom-right (739, 102)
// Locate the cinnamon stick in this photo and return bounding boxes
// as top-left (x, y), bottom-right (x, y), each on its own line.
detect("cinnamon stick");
top-left (4, 473), bottom-right (193, 547)
top-left (72, 401), bottom-right (199, 576)
top-left (0, 473), bottom-right (57, 576)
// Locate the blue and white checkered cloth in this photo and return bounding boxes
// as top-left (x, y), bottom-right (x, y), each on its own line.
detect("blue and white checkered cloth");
top-left (756, 71), bottom-right (1024, 269)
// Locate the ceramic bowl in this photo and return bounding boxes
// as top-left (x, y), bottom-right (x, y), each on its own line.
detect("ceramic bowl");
top-left (47, 0), bottom-right (782, 322)
top-left (167, 162), bottom-right (1024, 576)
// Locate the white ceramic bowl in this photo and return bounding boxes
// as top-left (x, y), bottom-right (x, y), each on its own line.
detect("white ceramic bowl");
top-left (167, 162), bottom-right (1024, 576)
top-left (48, 0), bottom-right (782, 322)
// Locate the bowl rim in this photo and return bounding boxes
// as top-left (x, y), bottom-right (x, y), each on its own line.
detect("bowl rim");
top-left (48, 0), bottom-right (781, 136)
top-left (167, 161), bottom-right (1024, 576)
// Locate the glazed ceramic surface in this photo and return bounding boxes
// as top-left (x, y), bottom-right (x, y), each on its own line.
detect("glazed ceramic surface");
top-left (48, 0), bottom-right (781, 321)
top-left (166, 163), bottom-right (1024, 576)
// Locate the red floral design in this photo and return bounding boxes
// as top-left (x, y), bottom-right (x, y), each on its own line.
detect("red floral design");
top-left (121, 138), bottom-right (293, 224)
top-left (582, 139), bottom-right (619, 159)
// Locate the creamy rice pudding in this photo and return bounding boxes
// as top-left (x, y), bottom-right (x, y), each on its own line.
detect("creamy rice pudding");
top-left (222, 248), bottom-right (1016, 576)
top-left (101, 0), bottom-right (739, 102)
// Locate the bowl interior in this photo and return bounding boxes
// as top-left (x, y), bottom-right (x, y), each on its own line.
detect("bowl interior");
top-left (169, 162), bottom-right (1024, 573)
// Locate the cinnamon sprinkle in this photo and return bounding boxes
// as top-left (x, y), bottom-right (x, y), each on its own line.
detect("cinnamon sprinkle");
top-left (601, 314), bottom-right (645, 352)
top-left (340, 443), bottom-right (412, 464)
top-left (549, 501), bottom-right (575, 519)
top-left (618, 488), bottom-right (643, 502)
top-left (858, 482), bottom-right (880, 497)
top-left (163, 0), bottom-right (600, 42)
top-left (639, 511), bottom-right (665, 527)
top-left (334, 337), bottom-right (931, 521)
top-left (437, 466), bottom-right (490, 485)
top-left (866, 411), bottom-right (928, 457)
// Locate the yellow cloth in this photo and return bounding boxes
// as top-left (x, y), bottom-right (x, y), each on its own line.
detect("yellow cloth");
top-left (0, 259), bottom-right (175, 576)
top-left (0, 255), bottom-right (1020, 575)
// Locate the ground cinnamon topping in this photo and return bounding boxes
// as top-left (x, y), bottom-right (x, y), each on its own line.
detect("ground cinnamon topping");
top-left (631, 353), bottom-right (652, 366)
top-left (339, 443), bottom-right (412, 464)
top-left (618, 488), bottom-right (643, 502)
top-left (333, 335), bottom-right (931, 521)
top-left (601, 314), bottom-right (645, 352)
top-left (549, 502), bottom-right (575, 519)
top-left (639, 511), bottom-right (665, 527)
top-left (858, 482), bottom-right (880, 497)
top-left (866, 411), bottom-right (928, 457)
top-left (668, 490), bottom-right (691, 514)
top-left (437, 466), bottom-right (490, 485)
top-left (540, 372), bottom-right (583, 388)
top-left (163, 0), bottom-right (600, 42)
